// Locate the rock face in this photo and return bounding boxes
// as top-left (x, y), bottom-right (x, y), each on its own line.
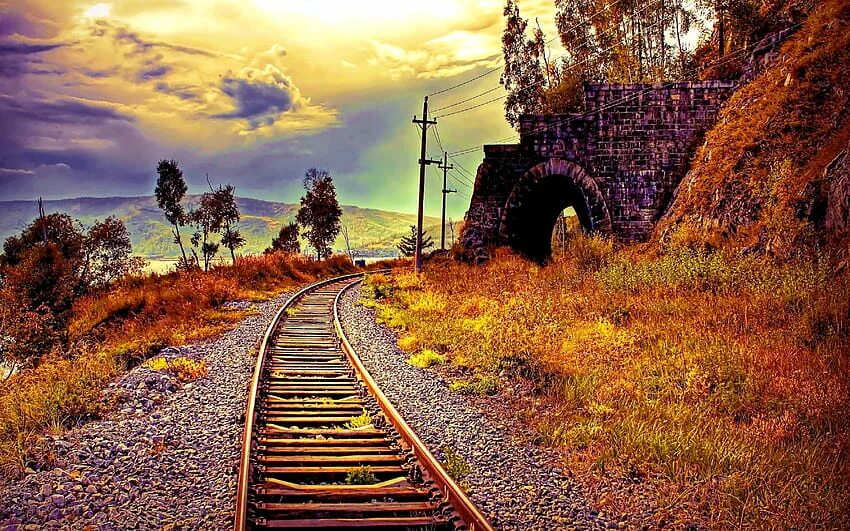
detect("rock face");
top-left (460, 81), bottom-right (736, 262)
top-left (658, 5), bottom-right (850, 251)
top-left (825, 146), bottom-right (850, 234)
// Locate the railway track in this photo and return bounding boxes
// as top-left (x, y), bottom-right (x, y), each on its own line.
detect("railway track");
top-left (235, 273), bottom-right (493, 531)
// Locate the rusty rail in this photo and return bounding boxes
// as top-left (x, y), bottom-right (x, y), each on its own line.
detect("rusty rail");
top-left (234, 271), bottom-right (493, 531)
top-left (333, 277), bottom-right (494, 531)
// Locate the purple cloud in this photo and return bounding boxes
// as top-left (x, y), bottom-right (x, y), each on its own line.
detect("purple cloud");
top-left (0, 94), bottom-right (134, 125)
top-left (0, 38), bottom-right (65, 78)
top-left (138, 64), bottom-right (172, 81)
top-left (214, 75), bottom-right (296, 122)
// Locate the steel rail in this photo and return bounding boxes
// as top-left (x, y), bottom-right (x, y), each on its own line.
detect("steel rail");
top-left (235, 273), bottom-right (364, 531)
top-left (333, 277), bottom-right (494, 531)
top-left (235, 270), bottom-right (493, 530)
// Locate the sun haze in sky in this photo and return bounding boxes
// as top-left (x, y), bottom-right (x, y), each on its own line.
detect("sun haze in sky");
top-left (0, 0), bottom-right (562, 218)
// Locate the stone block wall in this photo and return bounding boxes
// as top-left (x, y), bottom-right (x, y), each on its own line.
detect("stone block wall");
top-left (460, 81), bottom-right (736, 260)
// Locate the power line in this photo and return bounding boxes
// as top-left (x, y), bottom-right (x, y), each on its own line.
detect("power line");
top-left (431, 0), bottom-right (664, 118)
top-left (446, 32), bottom-right (794, 156)
top-left (432, 124), bottom-right (444, 152)
top-left (431, 124), bottom-right (475, 187)
top-left (431, 86), bottom-right (504, 113)
top-left (427, 66), bottom-right (502, 97)
top-left (426, 0), bottom-right (633, 99)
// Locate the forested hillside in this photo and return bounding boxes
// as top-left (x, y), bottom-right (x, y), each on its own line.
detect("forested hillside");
top-left (0, 197), bottom-right (442, 257)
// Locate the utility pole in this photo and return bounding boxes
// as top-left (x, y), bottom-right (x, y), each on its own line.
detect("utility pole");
top-left (437, 152), bottom-right (455, 250)
top-left (412, 96), bottom-right (439, 273)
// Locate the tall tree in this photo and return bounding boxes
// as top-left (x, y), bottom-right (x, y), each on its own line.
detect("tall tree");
top-left (398, 225), bottom-right (433, 257)
top-left (81, 217), bottom-right (145, 289)
top-left (296, 168), bottom-right (342, 260)
top-left (266, 222), bottom-right (301, 254)
top-left (216, 184), bottom-right (243, 263)
top-left (154, 159), bottom-right (189, 266)
top-left (501, 0), bottom-right (547, 128)
top-left (189, 182), bottom-right (239, 271)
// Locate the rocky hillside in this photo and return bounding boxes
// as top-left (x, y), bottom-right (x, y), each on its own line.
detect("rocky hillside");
top-left (660, 0), bottom-right (850, 255)
top-left (0, 196), bottom-right (442, 257)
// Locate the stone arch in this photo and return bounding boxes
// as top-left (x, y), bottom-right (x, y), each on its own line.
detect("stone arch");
top-left (499, 159), bottom-right (612, 262)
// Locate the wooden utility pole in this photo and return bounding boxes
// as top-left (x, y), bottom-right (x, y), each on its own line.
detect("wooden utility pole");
top-left (412, 97), bottom-right (439, 272)
top-left (37, 197), bottom-right (47, 243)
top-left (437, 152), bottom-right (455, 250)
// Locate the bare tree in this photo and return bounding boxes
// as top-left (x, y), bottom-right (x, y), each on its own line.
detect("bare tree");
top-left (340, 223), bottom-right (354, 263)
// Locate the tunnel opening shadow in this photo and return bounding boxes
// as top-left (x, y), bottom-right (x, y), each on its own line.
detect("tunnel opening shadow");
top-left (504, 175), bottom-right (594, 264)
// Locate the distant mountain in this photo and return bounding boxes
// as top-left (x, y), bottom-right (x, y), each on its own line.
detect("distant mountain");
top-left (0, 196), bottom-right (446, 258)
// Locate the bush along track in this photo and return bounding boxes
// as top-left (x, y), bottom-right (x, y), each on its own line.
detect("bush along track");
top-left (357, 243), bottom-right (850, 529)
top-left (0, 288), bottom-right (300, 529)
top-left (340, 283), bottom-right (609, 530)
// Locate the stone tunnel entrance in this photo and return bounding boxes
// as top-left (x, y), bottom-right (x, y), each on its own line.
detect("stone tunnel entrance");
top-left (499, 160), bottom-right (612, 263)
top-left (503, 175), bottom-right (592, 262)
top-left (460, 81), bottom-right (738, 263)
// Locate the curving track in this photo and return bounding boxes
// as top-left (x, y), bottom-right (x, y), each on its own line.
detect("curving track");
top-left (235, 273), bottom-right (493, 531)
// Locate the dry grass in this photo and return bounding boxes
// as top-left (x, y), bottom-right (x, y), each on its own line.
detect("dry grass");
top-left (364, 239), bottom-right (850, 528)
top-left (0, 253), bottom-right (357, 479)
top-left (661, 0), bottom-right (850, 249)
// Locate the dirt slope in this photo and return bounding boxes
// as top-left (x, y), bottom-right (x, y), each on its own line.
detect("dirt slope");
top-left (660, 0), bottom-right (850, 255)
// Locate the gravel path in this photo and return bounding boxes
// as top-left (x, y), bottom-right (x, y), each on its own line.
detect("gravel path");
top-left (0, 293), bottom-right (293, 530)
top-left (1, 280), bottom-right (611, 530)
top-left (339, 285), bottom-right (610, 530)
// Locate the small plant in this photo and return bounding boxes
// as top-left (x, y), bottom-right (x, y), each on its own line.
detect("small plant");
top-left (449, 375), bottom-right (499, 396)
top-left (284, 307), bottom-right (301, 317)
top-left (143, 356), bottom-right (208, 382)
top-left (408, 349), bottom-right (446, 368)
top-left (345, 410), bottom-right (372, 429)
top-left (440, 445), bottom-right (472, 492)
top-left (360, 273), bottom-right (395, 301)
top-left (344, 465), bottom-right (378, 485)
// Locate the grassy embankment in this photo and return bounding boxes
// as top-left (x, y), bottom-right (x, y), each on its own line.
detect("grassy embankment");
top-left (0, 253), bottom-right (364, 479)
top-left (360, 3), bottom-right (850, 526)
top-left (362, 240), bottom-right (849, 528)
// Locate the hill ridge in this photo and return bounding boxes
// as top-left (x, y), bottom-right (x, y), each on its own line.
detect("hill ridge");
top-left (0, 196), bottom-right (445, 257)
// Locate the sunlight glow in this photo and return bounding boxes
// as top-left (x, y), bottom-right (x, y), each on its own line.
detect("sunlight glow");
top-left (251, 0), bottom-right (464, 25)
top-left (84, 3), bottom-right (112, 19)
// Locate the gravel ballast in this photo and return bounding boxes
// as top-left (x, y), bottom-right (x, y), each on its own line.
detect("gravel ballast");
top-left (2, 279), bottom-right (610, 530)
top-left (338, 285), bottom-right (610, 530)
top-left (0, 291), bottom-right (294, 530)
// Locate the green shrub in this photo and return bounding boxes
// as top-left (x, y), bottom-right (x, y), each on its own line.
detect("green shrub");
top-left (345, 410), bottom-right (372, 429)
top-left (344, 465), bottom-right (378, 485)
top-left (449, 375), bottom-right (499, 396)
top-left (408, 349), bottom-right (446, 368)
top-left (440, 445), bottom-right (472, 492)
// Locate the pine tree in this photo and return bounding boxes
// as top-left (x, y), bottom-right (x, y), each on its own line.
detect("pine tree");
top-left (398, 225), bottom-right (433, 257)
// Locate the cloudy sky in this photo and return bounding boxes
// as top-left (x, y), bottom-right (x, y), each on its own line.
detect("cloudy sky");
top-left (0, 0), bottom-right (564, 219)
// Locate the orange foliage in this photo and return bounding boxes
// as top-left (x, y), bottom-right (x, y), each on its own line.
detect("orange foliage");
top-left (661, 0), bottom-right (850, 252)
top-left (369, 242), bottom-right (850, 528)
top-left (0, 253), bottom-right (358, 478)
